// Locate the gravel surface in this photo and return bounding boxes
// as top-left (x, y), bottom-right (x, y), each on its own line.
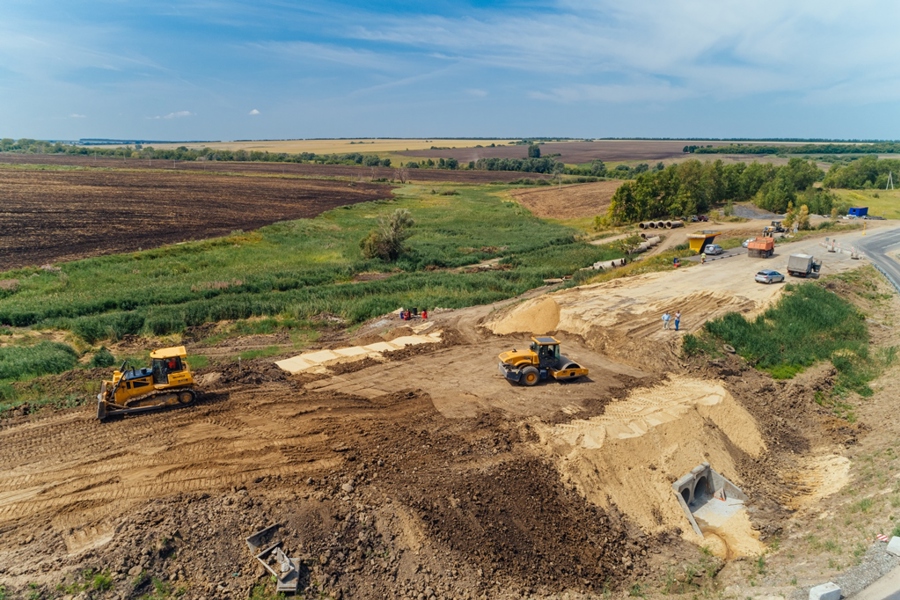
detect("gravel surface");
top-left (791, 543), bottom-right (900, 600)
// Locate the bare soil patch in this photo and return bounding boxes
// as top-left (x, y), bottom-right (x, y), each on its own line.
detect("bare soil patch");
top-left (508, 180), bottom-right (622, 219)
top-left (0, 154), bottom-right (549, 186)
top-left (0, 164), bottom-right (391, 270)
top-left (400, 140), bottom-right (734, 164)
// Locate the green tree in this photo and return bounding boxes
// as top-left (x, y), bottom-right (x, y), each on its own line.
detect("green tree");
top-left (528, 144), bottom-right (541, 158)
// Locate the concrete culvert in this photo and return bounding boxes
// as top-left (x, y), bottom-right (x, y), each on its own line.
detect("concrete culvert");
top-left (664, 220), bottom-right (672, 228)
top-left (639, 222), bottom-right (647, 229)
top-left (656, 221), bottom-right (665, 229)
top-left (669, 220), bottom-right (684, 228)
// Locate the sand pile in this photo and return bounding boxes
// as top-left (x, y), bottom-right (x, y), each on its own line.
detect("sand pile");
top-left (489, 296), bottom-right (560, 335)
top-left (532, 376), bottom-right (767, 556)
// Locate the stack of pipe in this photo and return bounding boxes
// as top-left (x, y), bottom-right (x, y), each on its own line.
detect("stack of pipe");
top-left (593, 258), bottom-right (628, 270)
top-left (665, 220), bottom-right (684, 229)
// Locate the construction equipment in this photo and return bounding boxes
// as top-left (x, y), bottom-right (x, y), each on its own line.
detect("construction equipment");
top-left (498, 336), bottom-right (588, 386)
top-left (687, 230), bottom-right (721, 254)
top-left (787, 253), bottom-right (822, 278)
top-left (746, 237), bottom-right (775, 258)
top-left (770, 220), bottom-right (785, 233)
top-left (97, 346), bottom-right (197, 421)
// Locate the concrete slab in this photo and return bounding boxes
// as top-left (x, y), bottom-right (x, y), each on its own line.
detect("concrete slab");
top-left (302, 349), bottom-right (341, 364)
top-left (887, 536), bottom-right (900, 557)
top-left (275, 356), bottom-right (313, 373)
top-left (333, 346), bottom-right (372, 358)
top-left (809, 582), bottom-right (841, 600)
top-left (362, 341), bottom-right (397, 353)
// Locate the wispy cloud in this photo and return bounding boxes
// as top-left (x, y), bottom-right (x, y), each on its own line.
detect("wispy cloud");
top-left (148, 110), bottom-right (193, 120)
top-left (69, 113), bottom-right (87, 119)
top-left (249, 108), bottom-right (260, 115)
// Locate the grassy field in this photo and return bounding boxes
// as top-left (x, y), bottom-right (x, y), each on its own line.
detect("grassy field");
top-left (833, 188), bottom-right (900, 219)
top-left (149, 139), bottom-right (519, 154)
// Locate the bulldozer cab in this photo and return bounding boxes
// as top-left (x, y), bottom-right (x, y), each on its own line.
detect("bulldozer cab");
top-left (530, 336), bottom-right (561, 368)
top-left (149, 346), bottom-right (189, 385)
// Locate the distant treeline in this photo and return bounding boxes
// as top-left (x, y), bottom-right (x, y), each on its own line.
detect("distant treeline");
top-left (604, 158), bottom-right (848, 224)
top-left (686, 142), bottom-right (900, 155)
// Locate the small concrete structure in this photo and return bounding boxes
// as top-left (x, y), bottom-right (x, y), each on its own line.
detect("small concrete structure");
top-left (809, 582), bottom-right (841, 600)
top-left (886, 536), bottom-right (900, 557)
top-left (276, 326), bottom-right (441, 374)
top-left (673, 462), bottom-right (748, 536)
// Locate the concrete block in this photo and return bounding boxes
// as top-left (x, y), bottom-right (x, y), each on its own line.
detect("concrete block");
top-left (808, 582), bottom-right (841, 600)
top-left (887, 536), bottom-right (900, 556)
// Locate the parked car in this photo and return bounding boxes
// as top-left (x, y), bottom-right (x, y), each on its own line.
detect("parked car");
top-left (755, 269), bottom-right (785, 284)
top-left (703, 244), bottom-right (724, 255)
top-left (697, 215), bottom-right (709, 222)
top-left (741, 238), bottom-right (754, 248)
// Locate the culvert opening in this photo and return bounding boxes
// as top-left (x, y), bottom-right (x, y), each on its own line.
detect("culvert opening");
top-left (694, 476), bottom-right (709, 503)
top-left (673, 463), bottom-right (748, 537)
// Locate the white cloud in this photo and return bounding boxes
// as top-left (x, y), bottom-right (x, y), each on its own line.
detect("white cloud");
top-left (148, 110), bottom-right (193, 120)
top-left (69, 113), bottom-right (86, 119)
top-left (249, 108), bottom-right (260, 115)
top-left (466, 89), bottom-right (488, 98)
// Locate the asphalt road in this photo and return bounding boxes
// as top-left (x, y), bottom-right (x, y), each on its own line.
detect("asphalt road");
top-left (858, 226), bottom-right (900, 290)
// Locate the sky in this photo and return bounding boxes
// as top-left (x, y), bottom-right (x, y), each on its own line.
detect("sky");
top-left (2, 0), bottom-right (899, 141)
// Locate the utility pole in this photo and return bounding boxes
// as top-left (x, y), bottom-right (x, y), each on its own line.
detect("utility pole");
top-left (887, 171), bottom-right (895, 190)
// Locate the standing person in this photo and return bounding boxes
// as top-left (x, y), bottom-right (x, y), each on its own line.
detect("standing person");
top-left (674, 311), bottom-right (681, 331)
top-left (700, 252), bottom-right (706, 264)
top-left (662, 311), bottom-right (671, 330)
top-left (422, 308), bottom-right (427, 320)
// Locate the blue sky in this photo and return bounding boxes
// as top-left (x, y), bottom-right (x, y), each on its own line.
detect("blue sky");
top-left (2, 0), bottom-right (899, 141)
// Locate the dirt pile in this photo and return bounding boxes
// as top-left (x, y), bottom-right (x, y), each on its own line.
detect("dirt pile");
top-left (532, 376), bottom-right (766, 556)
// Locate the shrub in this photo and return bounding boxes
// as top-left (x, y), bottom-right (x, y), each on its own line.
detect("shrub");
top-left (89, 347), bottom-right (116, 368)
top-left (360, 209), bottom-right (415, 261)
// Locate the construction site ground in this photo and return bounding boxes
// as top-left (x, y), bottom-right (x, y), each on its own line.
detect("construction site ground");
top-left (2, 221), bottom-right (900, 600)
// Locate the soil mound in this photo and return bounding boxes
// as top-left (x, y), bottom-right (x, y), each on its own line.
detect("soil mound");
top-left (489, 296), bottom-right (560, 335)
top-left (533, 376), bottom-right (766, 554)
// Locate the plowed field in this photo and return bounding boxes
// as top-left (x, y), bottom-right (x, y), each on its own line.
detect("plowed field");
top-left (0, 166), bottom-right (391, 271)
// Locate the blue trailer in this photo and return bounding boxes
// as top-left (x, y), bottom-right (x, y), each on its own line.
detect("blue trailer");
top-left (848, 207), bottom-right (869, 218)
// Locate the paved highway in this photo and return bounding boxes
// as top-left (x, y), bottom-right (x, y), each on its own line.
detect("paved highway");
top-left (858, 226), bottom-right (900, 290)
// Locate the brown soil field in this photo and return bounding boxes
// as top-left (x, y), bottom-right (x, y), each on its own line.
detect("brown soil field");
top-left (0, 154), bottom-right (551, 185)
top-left (508, 180), bottom-right (622, 219)
top-left (0, 165), bottom-right (391, 271)
top-left (399, 140), bottom-right (730, 164)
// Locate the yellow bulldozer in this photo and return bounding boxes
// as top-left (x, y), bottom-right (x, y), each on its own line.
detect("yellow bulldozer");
top-left (97, 346), bottom-right (197, 421)
top-left (498, 336), bottom-right (589, 386)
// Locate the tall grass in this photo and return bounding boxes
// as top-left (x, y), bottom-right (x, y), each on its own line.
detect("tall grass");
top-left (0, 341), bottom-right (79, 380)
top-left (696, 283), bottom-right (874, 395)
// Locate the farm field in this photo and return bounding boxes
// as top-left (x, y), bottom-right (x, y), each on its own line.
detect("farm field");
top-left (0, 165), bottom-right (391, 271)
top-left (148, 138), bottom-right (520, 154)
top-left (1, 147), bottom-right (900, 600)
top-left (0, 153), bottom-right (550, 184)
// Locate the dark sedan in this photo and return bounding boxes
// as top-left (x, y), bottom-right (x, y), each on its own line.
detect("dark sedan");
top-left (755, 269), bottom-right (785, 284)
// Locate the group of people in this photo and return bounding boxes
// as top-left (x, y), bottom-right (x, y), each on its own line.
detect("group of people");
top-left (662, 311), bottom-right (681, 331)
top-left (399, 308), bottom-right (427, 321)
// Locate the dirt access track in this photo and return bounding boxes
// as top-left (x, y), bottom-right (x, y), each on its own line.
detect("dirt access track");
top-left (0, 221), bottom-right (892, 598)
